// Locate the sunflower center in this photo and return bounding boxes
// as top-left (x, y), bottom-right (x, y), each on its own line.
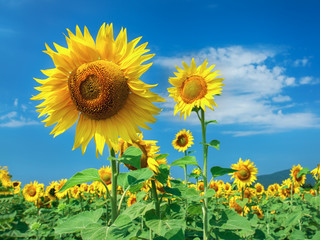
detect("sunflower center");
top-left (68, 60), bottom-right (129, 120)
top-left (101, 172), bottom-right (111, 184)
top-left (177, 134), bottom-right (188, 147)
top-left (28, 188), bottom-right (37, 197)
top-left (181, 75), bottom-right (207, 103)
top-left (237, 168), bottom-right (250, 181)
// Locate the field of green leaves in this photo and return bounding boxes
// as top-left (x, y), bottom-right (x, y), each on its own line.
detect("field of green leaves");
top-left (1, 159), bottom-right (319, 240)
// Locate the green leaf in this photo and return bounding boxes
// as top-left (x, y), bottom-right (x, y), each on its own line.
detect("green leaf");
top-left (55, 209), bottom-right (103, 234)
top-left (119, 146), bottom-right (143, 169)
top-left (187, 204), bottom-right (202, 216)
top-left (297, 167), bottom-right (310, 178)
top-left (207, 140), bottom-right (220, 150)
top-left (210, 166), bottom-right (237, 179)
top-left (59, 168), bottom-right (101, 192)
top-left (117, 168), bottom-right (153, 190)
top-left (81, 223), bottom-right (107, 240)
top-left (220, 209), bottom-right (253, 232)
top-left (312, 230), bottom-right (320, 240)
top-left (235, 198), bottom-right (248, 208)
top-left (170, 156), bottom-right (198, 168)
top-left (154, 153), bottom-right (169, 160)
top-left (145, 219), bottom-right (185, 237)
top-left (205, 120), bottom-right (218, 126)
top-left (154, 164), bottom-right (170, 185)
top-left (187, 150), bottom-right (196, 155)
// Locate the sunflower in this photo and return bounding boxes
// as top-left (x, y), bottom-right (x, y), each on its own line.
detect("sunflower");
top-left (45, 181), bottom-right (58, 201)
top-left (290, 164), bottom-right (306, 186)
top-left (172, 129), bottom-right (194, 152)
top-left (23, 181), bottom-right (44, 203)
top-left (55, 179), bottom-right (68, 199)
top-left (267, 183), bottom-right (280, 198)
top-left (127, 193), bottom-right (137, 207)
top-left (229, 196), bottom-right (250, 216)
top-left (0, 169), bottom-right (12, 188)
top-left (311, 164), bottom-right (320, 178)
top-left (168, 58), bottom-right (224, 119)
top-left (251, 205), bottom-right (264, 219)
top-left (118, 133), bottom-right (165, 173)
top-left (12, 181), bottom-right (21, 194)
top-left (99, 166), bottom-right (112, 185)
top-left (254, 183), bottom-right (265, 196)
top-left (230, 158), bottom-right (258, 189)
top-left (209, 180), bottom-right (222, 196)
top-left (279, 178), bottom-right (300, 199)
top-left (31, 23), bottom-right (164, 157)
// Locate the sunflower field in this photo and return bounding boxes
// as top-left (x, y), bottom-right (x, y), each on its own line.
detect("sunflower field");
top-left (1, 24), bottom-right (320, 240)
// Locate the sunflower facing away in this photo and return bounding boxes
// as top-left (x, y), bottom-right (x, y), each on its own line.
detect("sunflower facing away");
top-left (168, 58), bottom-right (224, 119)
top-left (230, 158), bottom-right (258, 189)
top-left (32, 23), bottom-right (164, 157)
top-left (172, 129), bottom-right (194, 152)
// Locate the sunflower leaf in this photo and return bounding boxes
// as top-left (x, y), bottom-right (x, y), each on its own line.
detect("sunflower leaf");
top-left (119, 146), bottom-right (143, 170)
top-left (59, 168), bottom-right (101, 192)
top-left (297, 167), bottom-right (310, 178)
top-left (207, 140), bottom-right (220, 150)
top-left (210, 166), bottom-right (237, 179)
top-left (117, 168), bottom-right (153, 190)
top-left (170, 156), bottom-right (198, 168)
top-left (154, 153), bottom-right (169, 160)
top-left (205, 120), bottom-right (218, 126)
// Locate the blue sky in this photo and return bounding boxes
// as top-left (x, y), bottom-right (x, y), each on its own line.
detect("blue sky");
top-left (1, 0), bottom-right (319, 186)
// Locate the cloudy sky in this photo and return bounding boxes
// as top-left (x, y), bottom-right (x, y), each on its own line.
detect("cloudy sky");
top-left (1, 0), bottom-right (319, 185)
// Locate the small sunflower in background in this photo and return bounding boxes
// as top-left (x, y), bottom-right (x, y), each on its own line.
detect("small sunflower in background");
top-left (23, 181), bottom-right (44, 203)
top-left (32, 23), bottom-right (164, 157)
top-left (99, 166), bottom-right (112, 185)
top-left (290, 164), bottom-right (306, 186)
top-left (230, 158), bottom-right (258, 189)
top-left (311, 163), bottom-right (320, 178)
top-left (127, 193), bottom-right (137, 207)
top-left (168, 58), bottom-right (224, 119)
top-left (118, 134), bottom-right (166, 173)
top-left (55, 179), bottom-right (68, 199)
top-left (0, 166), bottom-right (12, 188)
top-left (12, 181), bottom-right (21, 194)
top-left (172, 129), bottom-right (194, 152)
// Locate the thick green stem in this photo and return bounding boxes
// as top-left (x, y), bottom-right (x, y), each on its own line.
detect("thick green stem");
top-left (184, 151), bottom-right (188, 223)
top-left (151, 180), bottom-right (160, 218)
top-left (200, 109), bottom-right (209, 240)
top-left (110, 148), bottom-right (118, 223)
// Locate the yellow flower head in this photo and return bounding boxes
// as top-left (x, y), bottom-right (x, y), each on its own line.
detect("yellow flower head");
top-left (55, 179), bottom-right (68, 199)
top-left (290, 164), bottom-right (306, 186)
top-left (192, 168), bottom-right (201, 176)
top-left (254, 183), bottom-right (265, 195)
top-left (99, 166), bottom-right (112, 185)
top-left (0, 168), bottom-right (12, 188)
top-left (118, 133), bottom-right (164, 173)
top-left (168, 58), bottom-right (224, 119)
top-left (230, 158), bottom-right (258, 189)
top-left (251, 205), bottom-right (264, 219)
top-left (311, 164), bottom-right (320, 177)
top-left (229, 196), bottom-right (250, 216)
top-left (12, 181), bottom-right (21, 194)
top-left (172, 129), bottom-right (194, 152)
top-left (23, 181), bottom-right (44, 202)
top-left (127, 193), bottom-right (137, 207)
top-left (32, 23), bottom-right (165, 157)
top-left (46, 181), bottom-right (58, 201)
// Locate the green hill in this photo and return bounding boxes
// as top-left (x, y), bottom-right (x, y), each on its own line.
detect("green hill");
top-left (256, 169), bottom-right (315, 187)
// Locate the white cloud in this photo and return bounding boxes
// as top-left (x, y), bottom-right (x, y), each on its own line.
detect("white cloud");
top-left (272, 95), bottom-right (291, 103)
top-left (294, 57), bottom-right (309, 67)
top-left (300, 76), bottom-right (320, 85)
top-left (0, 111), bottom-right (17, 120)
top-left (156, 46), bottom-right (320, 136)
top-left (14, 98), bottom-right (18, 107)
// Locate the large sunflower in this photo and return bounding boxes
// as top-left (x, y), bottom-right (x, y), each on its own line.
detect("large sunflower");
top-left (230, 158), bottom-right (258, 189)
top-left (172, 129), bottom-right (194, 152)
top-left (168, 58), bottom-right (224, 119)
top-left (32, 23), bottom-right (164, 156)
top-left (118, 133), bottom-right (165, 173)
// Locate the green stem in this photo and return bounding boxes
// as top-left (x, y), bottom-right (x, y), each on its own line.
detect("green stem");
top-left (110, 148), bottom-right (118, 223)
top-left (290, 178), bottom-right (294, 207)
top-left (200, 108), bottom-right (209, 240)
top-left (79, 193), bottom-right (84, 212)
top-left (118, 186), bottom-right (130, 214)
top-left (184, 151), bottom-right (188, 224)
top-left (151, 180), bottom-right (160, 218)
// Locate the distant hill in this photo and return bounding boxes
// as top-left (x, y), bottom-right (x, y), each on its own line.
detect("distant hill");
top-left (257, 169), bottom-right (315, 187)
